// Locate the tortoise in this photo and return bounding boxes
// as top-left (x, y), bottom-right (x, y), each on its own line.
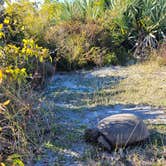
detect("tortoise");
top-left (84, 114), bottom-right (149, 151)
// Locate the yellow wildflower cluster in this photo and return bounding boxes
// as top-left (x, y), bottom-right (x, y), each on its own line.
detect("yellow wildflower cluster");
top-left (0, 69), bottom-right (3, 84)
top-left (3, 17), bottom-right (10, 25)
top-left (21, 39), bottom-right (50, 62)
top-left (5, 67), bottom-right (27, 85)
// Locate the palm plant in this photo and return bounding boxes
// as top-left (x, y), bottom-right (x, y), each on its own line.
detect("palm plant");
top-left (123, 0), bottom-right (166, 58)
top-left (60, 0), bottom-right (107, 21)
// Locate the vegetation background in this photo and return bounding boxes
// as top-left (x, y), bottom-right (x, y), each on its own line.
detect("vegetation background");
top-left (0, 0), bottom-right (165, 165)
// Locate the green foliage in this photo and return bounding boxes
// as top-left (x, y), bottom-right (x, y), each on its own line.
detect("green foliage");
top-left (45, 19), bottom-right (118, 70)
top-left (1, 0), bottom-right (61, 45)
top-left (5, 67), bottom-right (27, 86)
top-left (5, 154), bottom-right (24, 166)
top-left (0, 0), bottom-right (165, 164)
top-left (0, 39), bottom-right (50, 86)
top-left (60, 0), bottom-right (106, 21)
top-left (2, 0), bottom-right (165, 70)
top-left (123, 0), bottom-right (166, 58)
top-left (2, 1), bottom-right (33, 43)
top-left (0, 9), bottom-right (52, 162)
top-left (44, 1), bottom-right (133, 69)
top-left (103, 52), bottom-right (118, 65)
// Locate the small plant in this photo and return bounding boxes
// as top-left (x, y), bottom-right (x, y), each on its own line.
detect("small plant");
top-left (103, 52), bottom-right (118, 65)
top-left (123, 0), bottom-right (166, 59)
top-left (0, 38), bottom-right (51, 87)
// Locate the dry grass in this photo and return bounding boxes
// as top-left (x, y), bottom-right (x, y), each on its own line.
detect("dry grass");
top-left (114, 61), bottom-right (166, 106)
top-left (0, 81), bottom-right (54, 165)
top-left (92, 59), bottom-right (166, 107)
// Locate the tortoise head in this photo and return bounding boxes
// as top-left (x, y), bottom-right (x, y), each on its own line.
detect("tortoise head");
top-left (84, 128), bottom-right (100, 142)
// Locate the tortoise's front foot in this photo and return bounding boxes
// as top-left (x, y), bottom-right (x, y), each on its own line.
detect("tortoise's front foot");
top-left (84, 128), bottom-right (100, 142)
top-left (98, 135), bottom-right (112, 151)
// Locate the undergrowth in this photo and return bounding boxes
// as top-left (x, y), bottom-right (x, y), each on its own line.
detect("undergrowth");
top-left (0, 0), bottom-right (165, 165)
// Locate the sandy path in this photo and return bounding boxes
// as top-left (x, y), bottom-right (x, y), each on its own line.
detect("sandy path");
top-left (35, 66), bottom-right (166, 166)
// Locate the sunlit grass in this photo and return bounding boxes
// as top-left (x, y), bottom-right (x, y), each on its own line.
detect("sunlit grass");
top-left (111, 61), bottom-right (166, 106)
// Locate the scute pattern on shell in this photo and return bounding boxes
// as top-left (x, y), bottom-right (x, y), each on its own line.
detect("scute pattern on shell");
top-left (97, 114), bottom-right (149, 148)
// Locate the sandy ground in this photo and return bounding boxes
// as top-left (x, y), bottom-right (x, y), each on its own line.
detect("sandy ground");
top-left (35, 66), bottom-right (166, 166)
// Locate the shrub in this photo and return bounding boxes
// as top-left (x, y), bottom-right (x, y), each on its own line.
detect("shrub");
top-left (44, 0), bottom-right (136, 69)
top-left (0, 25), bottom-right (52, 166)
top-left (0, 26), bottom-right (52, 164)
top-left (0, 73), bottom-right (54, 165)
top-left (45, 19), bottom-right (121, 70)
top-left (103, 52), bottom-right (118, 65)
top-left (45, 21), bottom-right (86, 70)
top-left (0, 39), bottom-right (52, 88)
top-left (123, 0), bottom-right (166, 59)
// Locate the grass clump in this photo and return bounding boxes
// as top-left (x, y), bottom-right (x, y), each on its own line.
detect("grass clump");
top-left (111, 60), bottom-right (166, 106)
top-left (0, 66), bottom-right (55, 165)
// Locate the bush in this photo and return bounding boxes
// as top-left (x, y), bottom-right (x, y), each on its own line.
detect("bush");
top-left (103, 52), bottom-right (118, 65)
top-left (0, 11), bottom-right (53, 164)
top-left (0, 75), bottom-right (54, 165)
top-left (0, 38), bottom-right (53, 166)
top-left (45, 19), bottom-right (121, 70)
top-left (0, 39), bottom-right (52, 88)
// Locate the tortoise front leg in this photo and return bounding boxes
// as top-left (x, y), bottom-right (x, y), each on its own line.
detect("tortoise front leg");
top-left (98, 135), bottom-right (112, 151)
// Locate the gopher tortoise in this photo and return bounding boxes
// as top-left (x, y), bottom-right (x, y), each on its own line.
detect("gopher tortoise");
top-left (84, 114), bottom-right (149, 151)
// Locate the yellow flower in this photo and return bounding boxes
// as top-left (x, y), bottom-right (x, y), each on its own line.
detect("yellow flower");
top-left (0, 70), bottom-right (2, 78)
top-left (23, 39), bottom-right (27, 44)
top-left (4, 18), bottom-right (10, 24)
top-left (5, 68), bottom-right (14, 75)
top-left (26, 48), bottom-right (33, 55)
top-left (0, 70), bottom-right (3, 84)
top-left (21, 68), bottom-right (26, 73)
top-left (0, 24), bottom-right (3, 30)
